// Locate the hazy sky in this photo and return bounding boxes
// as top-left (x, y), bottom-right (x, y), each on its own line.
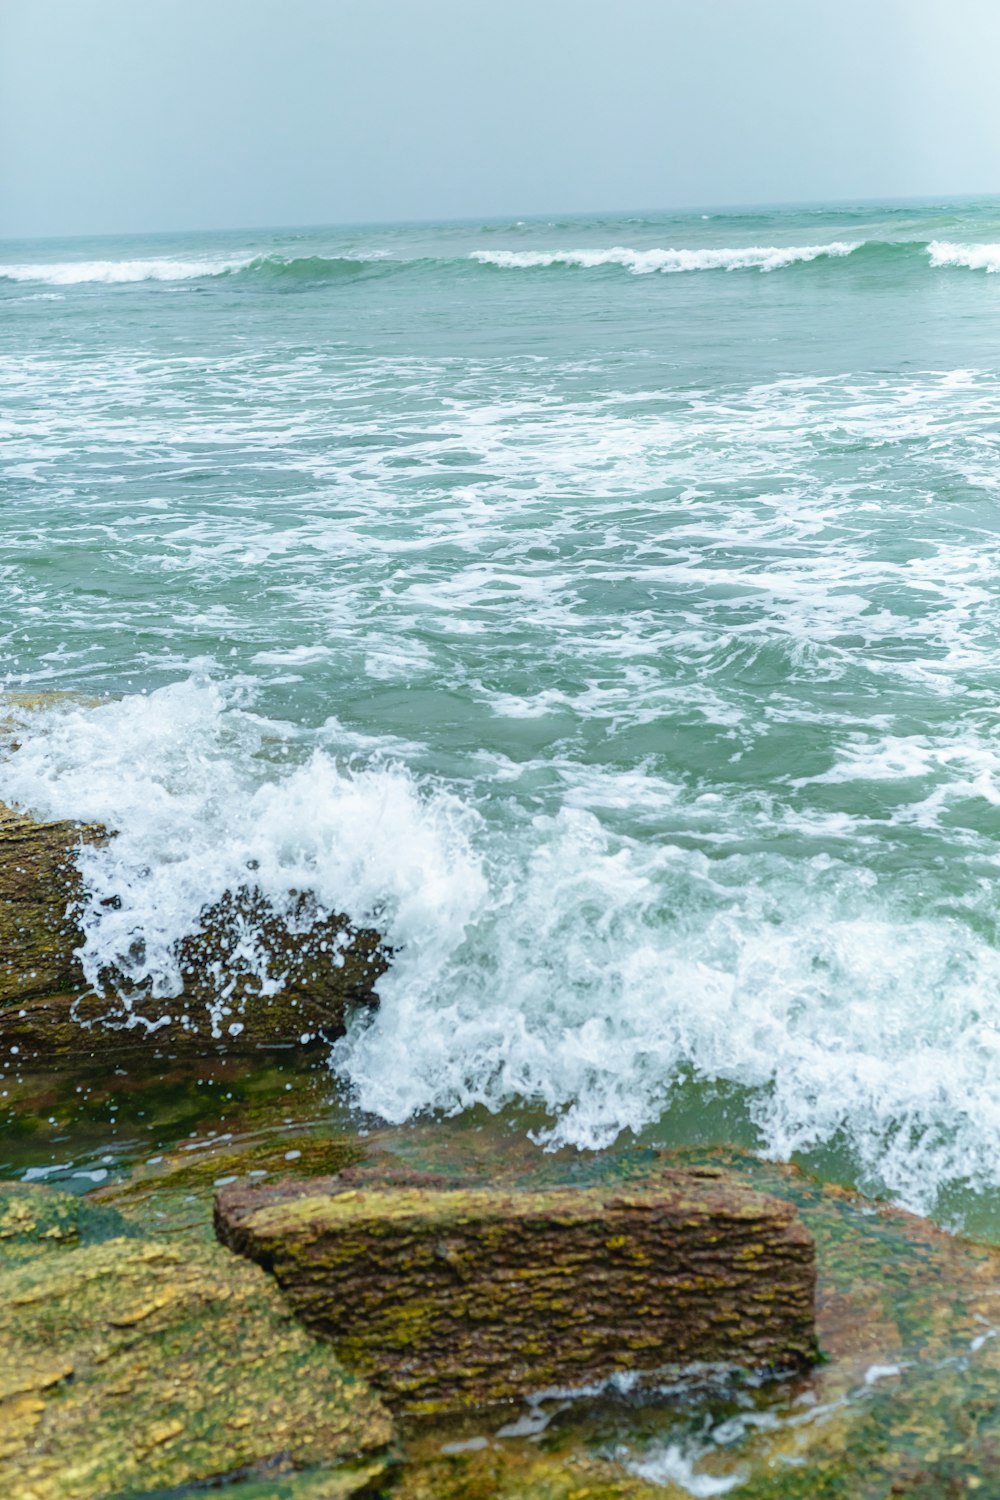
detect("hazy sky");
top-left (3, 0), bottom-right (1000, 238)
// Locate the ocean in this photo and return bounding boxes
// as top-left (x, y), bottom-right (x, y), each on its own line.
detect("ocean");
top-left (4, 198), bottom-right (1000, 1226)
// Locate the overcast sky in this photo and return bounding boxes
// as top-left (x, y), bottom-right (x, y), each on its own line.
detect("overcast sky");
top-left (3, 0), bottom-right (1000, 239)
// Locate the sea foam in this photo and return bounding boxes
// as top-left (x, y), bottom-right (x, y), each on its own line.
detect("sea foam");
top-left (0, 682), bottom-right (485, 1014)
top-left (471, 243), bottom-right (862, 273)
top-left (0, 253), bottom-right (378, 286)
top-left (6, 677), bottom-right (1000, 1217)
top-left (927, 240), bottom-right (1000, 273)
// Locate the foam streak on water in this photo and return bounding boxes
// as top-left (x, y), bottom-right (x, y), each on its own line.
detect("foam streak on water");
top-left (5, 200), bottom-right (1000, 1218)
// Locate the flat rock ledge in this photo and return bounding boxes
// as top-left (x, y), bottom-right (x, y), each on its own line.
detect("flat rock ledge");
top-left (0, 800), bottom-right (386, 1060)
top-left (215, 1171), bottom-right (818, 1417)
top-left (0, 1182), bottom-right (393, 1500)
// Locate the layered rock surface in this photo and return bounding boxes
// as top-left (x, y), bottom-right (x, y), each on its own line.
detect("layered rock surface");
top-left (0, 1182), bottom-right (394, 1500)
top-left (216, 1171), bottom-right (818, 1416)
top-left (9, 1054), bottom-right (1000, 1497)
top-left (0, 800), bottom-right (386, 1059)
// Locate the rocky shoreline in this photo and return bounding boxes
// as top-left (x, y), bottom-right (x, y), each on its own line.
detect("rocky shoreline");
top-left (3, 802), bottom-right (1000, 1496)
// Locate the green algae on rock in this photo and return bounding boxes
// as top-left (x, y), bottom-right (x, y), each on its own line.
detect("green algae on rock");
top-left (0, 1181), bottom-right (130, 1266)
top-left (0, 1182), bottom-right (394, 1500)
top-left (389, 1445), bottom-right (662, 1500)
top-left (107, 1132), bottom-right (374, 1242)
top-left (0, 800), bottom-right (387, 1062)
top-left (215, 1172), bottom-right (817, 1417)
top-left (14, 1048), bottom-right (1000, 1498)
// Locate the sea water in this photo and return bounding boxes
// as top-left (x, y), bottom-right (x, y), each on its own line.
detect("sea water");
top-left (4, 198), bottom-right (1000, 1221)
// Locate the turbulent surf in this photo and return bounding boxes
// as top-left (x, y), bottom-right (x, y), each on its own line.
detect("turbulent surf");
top-left (5, 196), bottom-right (1000, 1223)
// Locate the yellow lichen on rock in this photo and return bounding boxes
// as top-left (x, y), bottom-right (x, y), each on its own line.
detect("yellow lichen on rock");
top-left (0, 1184), bottom-right (394, 1500)
top-left (216, 1172), bottom-right (817, 1416)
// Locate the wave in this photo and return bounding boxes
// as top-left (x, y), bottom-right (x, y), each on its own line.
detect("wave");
top-left (927, 240), bottom-right (1000, 273)
top-left (8, 678), bottom-right (1000, 1217)
top-left (0, 252), bottom-right (386, 287)
top-left (470, 242), bottom-right (864, 273)
top-left (5, 238), bottom-right (1000, 289)
top-left (0, 256), bottom-right (256, 285)
top-left (232, 253), bottom-right (377, 284)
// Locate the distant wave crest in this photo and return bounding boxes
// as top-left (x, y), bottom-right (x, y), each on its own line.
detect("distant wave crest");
top-left (0, 256), bottom-right (255, 285)
top-left (8, 238), bottom-right (1000, 287)
top-left (0, 252), bottom-right (383, 286)
top-left (234, 254), bottom-right (380, 283)
top-left (470, 242), bottom-right (864, 273)
top-left (927, 240), bottom-right (1000, 273)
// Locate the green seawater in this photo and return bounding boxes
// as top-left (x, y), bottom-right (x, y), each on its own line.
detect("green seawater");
top-left (4, 198), bottom-right (1000, 1226)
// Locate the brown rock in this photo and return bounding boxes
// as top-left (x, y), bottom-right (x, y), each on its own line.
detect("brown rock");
top-left (0, 800), bottom-right (386, 1060)
top-left (215, 1172), bottom-right (817, 1417)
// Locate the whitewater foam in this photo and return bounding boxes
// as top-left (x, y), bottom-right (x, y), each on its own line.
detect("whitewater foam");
top-left (0, 252), bottom-right (381, 286)
top-left (6, 677), bottom-right (1000, 1215)
top-left (928, 240), bottom-right (1000, 273)
top-left (0, 683), bottom-right (485, 1025)
top-left (0, 255), bottom-right (257, 285)
top-left (471, 243), bottom-right (862, 273)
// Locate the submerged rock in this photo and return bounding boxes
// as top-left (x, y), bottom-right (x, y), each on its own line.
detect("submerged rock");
top-left (0, 1182), bottom-right (394, 1499)
top-left (0, 800), bottom-right (386, 1060)
top-left (215, 1171), bottom-right (817, 1417)
top-left (20, 1062), bottom-right (1000, 1499)
top-left (0, 1179), bottom-right (126, 1264)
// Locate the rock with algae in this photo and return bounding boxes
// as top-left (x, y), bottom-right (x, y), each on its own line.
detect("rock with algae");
top-left (215, 1171), bottom-right (818, 1417)
top-left (0, 1182), bottom-right (394, 1500)
top-left (0, 800), bottom-right (387, 1060)
top-left (343, 1148), bottom-right (1000, 1498)
top-left (0, 1180), bottom-right (126, 1265)
top-left (390, 1446), bottom-right (661, 1500)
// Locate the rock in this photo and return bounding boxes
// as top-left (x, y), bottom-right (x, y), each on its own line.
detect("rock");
top-left (391, 1445), bottom-right (660, 1500)
top-left (108, 1130), bottom-right (373, 1240)
top-left (0, 801), bottom-right (387, 1060)
top-left (215, 1172), bottom-right (817, 1417)
top-left (0, 800), bottom-right (107, 1009)
top-left (0, 1182), bottom-right (394, 1499)
top-left (0, 1180), bottom-right (128, 1266)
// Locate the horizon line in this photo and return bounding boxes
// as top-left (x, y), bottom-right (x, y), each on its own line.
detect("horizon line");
top-left (2, 189), bottom-right (999, 246)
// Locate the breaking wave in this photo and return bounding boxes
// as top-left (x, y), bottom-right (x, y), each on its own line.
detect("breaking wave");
top-left (927, 240), bottom-right (1000, 273)
top-left (6, 239), bottom-right (1000, 287)
top-left (7, 674), bottom-right (1000, 1218)
top-left (0, 253), bottom-right (389, 287)
top-left (471, 242), bottom-right (864, 273)
top-left (0, 255), bottom-right (258, 285)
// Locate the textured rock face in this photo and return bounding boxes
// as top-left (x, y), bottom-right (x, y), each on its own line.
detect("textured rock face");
top-left (0, 801), bottom-right (386, 1058)
top-left (0, 1183), bottom-right (394, 1500)
top-left (215, 1173), bottom-right (817, 1416)
top-left (0, 801), bottom-right (106, 1009)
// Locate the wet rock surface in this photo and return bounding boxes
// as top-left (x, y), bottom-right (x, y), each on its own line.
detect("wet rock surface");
top-left (215, 1171), bottom-right (817, 1415)
top-left (0, 1182), bottom-right (394, 1500)
top-left (7, 1053), bottom-right (1000, 1495)
top-left (0, 800), bottom-right (106, 1009)
top-left (0, 800), bottom-right (386, 1061)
